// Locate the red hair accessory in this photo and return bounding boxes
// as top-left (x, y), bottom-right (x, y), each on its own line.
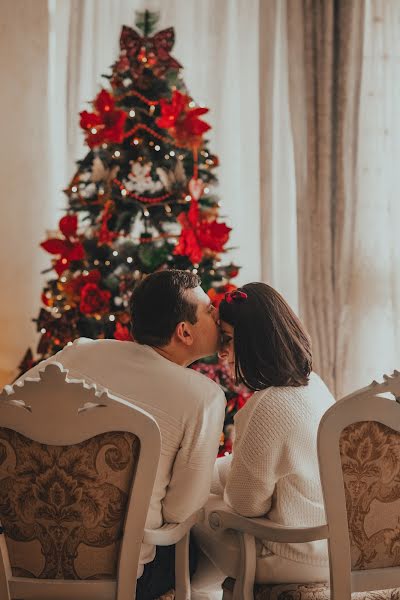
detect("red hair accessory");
top-left (225, 289), bottom-right (248, 304)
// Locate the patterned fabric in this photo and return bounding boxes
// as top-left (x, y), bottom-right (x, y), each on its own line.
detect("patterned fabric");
top-left (340, 421), bottom-right (400, 570)
top-left (0, 427), bottom-right (139, 580)
top-left (223, 578), bottom-right (400, 599)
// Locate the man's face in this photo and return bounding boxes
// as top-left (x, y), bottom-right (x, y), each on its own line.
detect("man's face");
top-left (186, 286), bottom-right (219, 359)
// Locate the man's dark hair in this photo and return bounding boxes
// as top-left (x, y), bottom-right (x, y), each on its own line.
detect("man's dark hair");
top-left (219, 282), bottom-right (312, 391)
top-left (129, 270), bottom-right (201, 346)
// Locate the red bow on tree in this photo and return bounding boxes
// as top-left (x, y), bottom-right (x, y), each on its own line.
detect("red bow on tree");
top-left (156, 90), bottom-right (211, 149)
top-left (119, 26), bottom-right (182, 73)
top-left (174, 200), bottom-right (231, 264)
top-left (41, 215), bottom-right (85, 276)
top-left (80, 90), bottom-right (127, 148)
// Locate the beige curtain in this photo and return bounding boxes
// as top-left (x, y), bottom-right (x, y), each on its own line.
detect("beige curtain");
top-left (259, 0), bottom-right (299, 312)
top-left (337, 0), bottom-right (400, 395)
top-left (0, 1), bottom-right (49, 387)
top-left (287, 0), bottom-right (365, 395)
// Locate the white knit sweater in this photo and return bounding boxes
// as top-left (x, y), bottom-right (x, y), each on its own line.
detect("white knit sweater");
top-left (212, 372), bottom-right (335, 566)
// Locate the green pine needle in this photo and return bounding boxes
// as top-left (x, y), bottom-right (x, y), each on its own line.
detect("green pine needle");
top-left (135, 10), bottom-right (160, 36)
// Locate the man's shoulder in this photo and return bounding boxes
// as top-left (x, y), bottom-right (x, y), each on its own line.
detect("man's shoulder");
top-left (64, 337), bottom-right (125, 351)
top-left (59, 337), bottom-right (138, 359)
top-left (163, 366), bottom-right (225, 415)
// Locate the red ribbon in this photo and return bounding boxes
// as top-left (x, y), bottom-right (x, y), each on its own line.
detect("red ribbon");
top-left (225, 290), bottom-right (248, 304)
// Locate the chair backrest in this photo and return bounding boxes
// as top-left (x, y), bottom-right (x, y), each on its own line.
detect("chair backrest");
top-left (0, 362), bottom-right (161, 600)
top-left (318, 371), bottom-right (400, 600)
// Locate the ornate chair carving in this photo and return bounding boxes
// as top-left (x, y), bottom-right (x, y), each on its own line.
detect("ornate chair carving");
top-left (0, 362), bottom-right (200, 600)
top-left (209, 371), bottom-right (400, 600)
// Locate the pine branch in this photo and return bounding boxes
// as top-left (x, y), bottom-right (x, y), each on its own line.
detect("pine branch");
top-left (135, 10), bottom-right (160, 36)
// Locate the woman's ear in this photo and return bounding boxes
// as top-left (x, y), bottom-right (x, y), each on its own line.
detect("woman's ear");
top-left (175, 321), bottom-right (194, 346)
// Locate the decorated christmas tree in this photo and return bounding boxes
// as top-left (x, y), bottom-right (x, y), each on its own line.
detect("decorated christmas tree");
top-left (19, 11), bottom-right (251, 455)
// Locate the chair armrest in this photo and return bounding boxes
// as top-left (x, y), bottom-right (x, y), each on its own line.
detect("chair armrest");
top-left (0, 524), bottom-right (11, 600)
top-left (209, 509), bottom-right (328, 543)
top-left (143, 509), bottom-right (204, 546)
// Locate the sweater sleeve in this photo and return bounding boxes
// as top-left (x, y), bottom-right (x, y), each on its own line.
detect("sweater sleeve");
top-left (211, 453), bottom-right (232, 495)
top-left (162, 387), bottom-right (226, 523)
top-left (224, 391), bottom-right (294, 518)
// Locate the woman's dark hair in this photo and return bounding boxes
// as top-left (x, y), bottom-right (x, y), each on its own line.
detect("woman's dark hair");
top-left (219, 283), bottom-right (312, 391)
top-left (129, 270), bottom-right (200, 346)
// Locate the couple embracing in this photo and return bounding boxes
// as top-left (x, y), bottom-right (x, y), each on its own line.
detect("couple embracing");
top-left (18, 270), bottom-right (334, 599)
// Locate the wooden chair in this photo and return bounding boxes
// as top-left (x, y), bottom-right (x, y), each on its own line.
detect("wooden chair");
top-left (0, 362), bottom-right (200, 600)
top-left (209, 370), bottom-right (400, 600)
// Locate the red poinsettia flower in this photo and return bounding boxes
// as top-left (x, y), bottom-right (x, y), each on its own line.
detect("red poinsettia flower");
top-left (80, 89), bottom-right (127, 148)
top-left (174, 200), bottom-right (231, 264)
top-left (207, 284), bottom-right (237, 309)
top-left (62, 270), bottom-right (102, 304)
top-left (156, 90), bottom-right (211, 148)
top-left (79, 282), bottom-right (111, 316)
top-left (41, 215), bottom-right (85, 276)
top-left (114, 321), bottom-right (133, 342)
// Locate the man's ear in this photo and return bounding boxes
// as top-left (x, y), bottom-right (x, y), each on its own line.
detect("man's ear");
top-left (175, 321), bottom-right (194, 346)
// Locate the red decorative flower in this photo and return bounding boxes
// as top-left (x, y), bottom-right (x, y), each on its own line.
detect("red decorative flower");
top-left (114, 321), bottom-right (133, 342)
top-left (63, 270), bottom-right (102, 303)
top-left (79, 283), bottom-right (111, 316)
top-left (80, 90), bottom-right (127, 148)
top-left (227, 394), bottom-right (250, 414)
top-left (208, 284), bottom-right (237, 309)
top-left (41, 215), bottom-right (85, 276)
top-left (156, 90), bottom-right (211, 148)
top-left (174, 200), bottom-right (231, 264)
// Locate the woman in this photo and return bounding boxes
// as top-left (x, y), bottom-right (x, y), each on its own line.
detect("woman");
top-left (191, 283), bottom-right (334, 599)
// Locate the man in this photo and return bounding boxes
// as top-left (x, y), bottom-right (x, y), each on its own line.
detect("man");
top-left (15, 270), bottom-right (226, 599)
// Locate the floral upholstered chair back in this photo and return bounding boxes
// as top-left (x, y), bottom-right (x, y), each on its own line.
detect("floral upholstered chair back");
top-left (0, 362), bottom-right (161, 600)
top-left (316, 371), bottom-right (400, 599)
top-left (219, 374), bottom-right (400, 600)
top-left (0, 427), bottom-right (139, 580)
top-left (339, 420), bottom-right (400, 572)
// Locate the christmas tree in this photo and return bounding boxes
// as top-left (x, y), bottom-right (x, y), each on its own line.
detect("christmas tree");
top-left (19, 11), bottom-right (251, 455)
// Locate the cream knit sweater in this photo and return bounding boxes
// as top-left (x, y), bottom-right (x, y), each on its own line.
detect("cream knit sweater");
top-left (212, 372), bottom-right (335, 566)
